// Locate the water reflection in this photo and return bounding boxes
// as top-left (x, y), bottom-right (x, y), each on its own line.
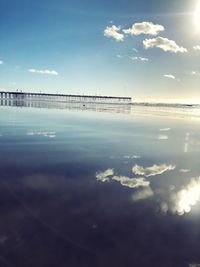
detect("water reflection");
top-left (184, 132), bottom-right (191, 153)
top-left (96, 168), bottom-right (150, 189)
top-left (158, 134), bottom-right (169, 140)
top-left (132, 163), bottom-right (176, 177)
top-left (112, 175), bottom-right (150, 188)
top-left (160, 128), bottom-right (171, 131)
top-left (27, 130), bottom-right (56, 138)
top-left (1, 102), bottom-right (200, 266)
top-left (180, 169), bottom-right (191, 173)
top-left (96, 166), bottom-right (200, 217)
top-left (123, 155), bottom-right (141, 159)
top-left (131, 186), bottom-right (154, 201)
top-left (96, 169), bottom-right (114, 182)
top-left (0, 99), bottom-right (131, 114)
top-left (171, 177), bottom-right (200, 215)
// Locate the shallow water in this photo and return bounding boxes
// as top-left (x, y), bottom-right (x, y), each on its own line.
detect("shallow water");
top-left (0, 102), bottom-right (200, 267)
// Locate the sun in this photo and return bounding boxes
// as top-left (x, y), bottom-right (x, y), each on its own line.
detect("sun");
top-left (194, 0), bottom-right (200, 32)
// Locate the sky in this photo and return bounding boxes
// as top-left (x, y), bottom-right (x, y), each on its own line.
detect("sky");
top-left (0, 0), bottom-right (200, 103)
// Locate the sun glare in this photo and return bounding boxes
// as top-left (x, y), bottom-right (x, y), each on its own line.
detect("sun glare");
top-left (194, 0), bottom-right (200, 32)
top-left (174, 178), bottom-right (200, 215)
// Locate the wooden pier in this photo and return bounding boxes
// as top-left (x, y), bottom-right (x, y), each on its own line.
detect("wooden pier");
top-left (0, 92), bottom-right (132, 104)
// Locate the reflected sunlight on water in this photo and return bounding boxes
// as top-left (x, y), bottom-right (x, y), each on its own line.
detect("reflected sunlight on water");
top-left (171, 177), bottom-right (200, 215)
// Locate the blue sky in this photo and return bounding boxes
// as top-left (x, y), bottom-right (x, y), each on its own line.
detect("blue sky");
top-left (0, 0), bottom-right (200, 103)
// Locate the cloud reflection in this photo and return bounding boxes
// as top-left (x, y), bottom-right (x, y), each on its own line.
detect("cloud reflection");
top-left (132, 155), bottom-right (141, 159)
top-left (158, 134), bottom-right (168, 140)
top-left (132, 164), bottom-right (175, 177)
top-left (96, 168), bottom-right (154, 202)
top-left (96, 169), bottom-right (114, 182)
top-left (27, 131), bottom-right (56, 138)
top-left (171, 177), bottom-right (200, 215)
top-left (160, 128), bottom-right (171, 131)
top-left (132, 187), bottom-right (154, 201)
top-left (96, 169), bottom-right (149, 189)
top-left (184, 143), bottom-right (189, 153)
top-left (123, 155), bottom-right (141, 159)
top-left (179, 169), bottom-right (191, 173)
top-left (112, 176), bottom-right (150, 188)
top-left (184, 132), bottom-right (190, 153)
top-left (96, 169), bottom-right (200, 217)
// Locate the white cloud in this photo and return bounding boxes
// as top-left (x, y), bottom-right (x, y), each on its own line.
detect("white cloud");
top-left (96, 168), bottom-right (114, 182)
top-left (132, 163), bottom-right (175, 177)
top-left (143, 37), bottom-right (187, 53)
top-left (189, 264), bottom-right (200, 267)
top-left (130, 56), bottom-right (149, 62)
top-left (0, 60), bottom-right (4, 65)
top-left (164, 74), bottom-right (176, 80)
top-left (132, 187), bottom-right (154, 201)
top-left (104, 25), bottom-right (124, 41)
top-left (123, 22), bottom-right (164, 36)
top-left (116, 54), bottom-right (123, 58)
top-left (193, 45), bottom-right (200, 51)
top-left (179, 169), bottom-right (191, 173)
top-left (112, 176), bottom-right (150, 188)
top-left (164, 74), bottom-right (180, 82)
top-left (28, 69), bottom-right (58, 75)
top-left (160, 128), bottom-right (171, 132)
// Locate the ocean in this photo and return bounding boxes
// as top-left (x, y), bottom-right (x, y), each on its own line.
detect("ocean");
top-left (0, 101), bottom-right (200, 267)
